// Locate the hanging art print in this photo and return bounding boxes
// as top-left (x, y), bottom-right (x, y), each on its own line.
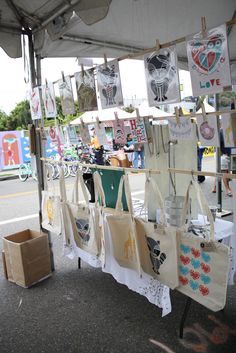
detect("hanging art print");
top-left (29, 87), bottom-right (42, 120)
top-left (221, 113), bottom-right (236, 147)
top-left (58, 76), bottom-right (75, 115)
top-left (95, 123), bottom-right (108, 146)
top-left (113, 119), bottom-right (126, 144)
top-left (42, 82), bottom-right (57, 118)
top-left (168, 117), bottom-right (195, 140)
top-left (187, 24), bottom-right (231, 96)
top-left (129, 118), bottom-right (147, 144)
top-left (75, 69), bottom-right (98, 111)
top-left (97, 59), bottom-right (123, 109)
top-left (79, 123), bottom-right (91, 145)
top-left (144, 46), bottom-right (180, 106)
top-left (196, 114), bottom-right (220, 147)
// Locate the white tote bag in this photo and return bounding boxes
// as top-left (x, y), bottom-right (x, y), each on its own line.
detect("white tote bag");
top-left (106, 174), bottom-right (141, 274)
top-left (177, 180), bottom-right (229, 311)
top-left (135, 177), bottom-right (179, 289)
top-left (41, 164), bottom-right (61, 235)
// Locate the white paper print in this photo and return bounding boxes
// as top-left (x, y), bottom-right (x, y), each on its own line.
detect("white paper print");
top-left (79, 123), bottom-right (91, 145)
top-left (187, 24), bottom-right (231, 96)
top-left (129, 118), bottom-right (147, 144)
top-left (58, 76), bottom-right (75, 115)
top-left (95, 123), bottom-right (108, 146)
top-left (66, 126), bottom-right (78, 144)
top-left (29, 87), bottom-right (42, 120)
top-left (221, 113), bottom-right (236, 147)
top-left (75, 69), bottom-right (98, 111)
top-left (144, 46), bottom-right (180, 106)
top-left (168, 117), bottom-right (195, 140)
top-left (97, 59), bottom-right (123, 109)
top-left (197, 114), bottom-right (219, 147)
top-left (42, 83), bottom-right (57, 118)
top-left (113, 119), bottom-right (126, 144)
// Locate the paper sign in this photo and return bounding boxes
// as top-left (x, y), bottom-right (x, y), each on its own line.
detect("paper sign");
top-left (79, 123), bottom-right (91, 144)
top-left (66, 126), bottom-right (78, 144)
top-left (168, 117), bottom-right (195, 140)
top-left (95, 123), bottom-right (108, 146)
top-left (97, 59), bottom-right (123, 109)
top-left (129, 118), bottom-right (147, 144)
top-left (144, 46), bottom-right (180, 106)
top-left (187, 24), bottom-right (231, 96)
top-left (42, 83), bottom-right (57, 118)
top-left (58, 76), bottom-right (75, 115)
top-left (75, 68), bottom-right (98, 112)
top-left (196, 114), bottom-right (219, 147)
top-left (221, 113), bottom-right (236, 147)
top-left (113, 119), bottom-right (126, 144)
top-left (29, 87), bottom-right (42, 120)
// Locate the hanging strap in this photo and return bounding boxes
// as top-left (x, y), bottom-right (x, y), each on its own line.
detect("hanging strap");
top-left (115, 174), bottom-right (134, 216)
top-left (93, 171), bottom-right (106, 207)
top-left (59, 165), bottom-right (67, 202)
top-left (142, 176), bottom-right (167, 225)
top-left (180, 180), bottom-right (215, 242)
top-left (71, 169), bottom-right (90, 206)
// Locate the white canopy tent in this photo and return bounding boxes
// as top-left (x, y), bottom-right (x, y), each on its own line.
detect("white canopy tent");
top-left (129, 101), bottom-right (171, 119)
top-left (70, 107), bottom-right (131, 124)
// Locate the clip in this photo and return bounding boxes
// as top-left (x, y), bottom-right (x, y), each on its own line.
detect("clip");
top-left (96, 116), bottom-right (101, 129)
top-left (114, 111), bottom-right (119, 121)
top-left (81, 64), bottom-right (85, 78)
top-left (104, 53), bottom-right (108, 68)
top-left (201, 17), bottom-right (207, 38)
top-left (136, 108), bottom-right (141, 120)
top-left (174, 106), bottom-right (180, 125)
top-left (156, 39), bottom-right (161, 52)
top-left (61, 71), bottom-right (65, 82)
top-left (191, 170), bottom-right (195, 181)
top-left (80, 117), bottom-right (85, 128)
top-left (45, 78), bottom-right (48, 87)
top-left (201, 102), bottom-right (207, 122)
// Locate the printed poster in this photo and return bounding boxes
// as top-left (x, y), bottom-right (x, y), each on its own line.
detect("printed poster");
top-left (79, 123), bottom-right (91, 144)
top-left (66, 126), bottom-right (79, 144)
top-left (221, 113), bottom-right (236, 147)
top-left (95, 123), bottom-right (108, 146)
top-left (144, 46), bottom-right (180, 106)
top-left (129, 118), bottom-right (147, 144)
top-left (75, 69), bottom-right (98, 111)
top-left (196, 114), bottom-right (220, 147)
top-left (187, 24), bottom-right (231, 96)
top-left (0, 131), bottom-right (23, 169)
top-left (97, 59), bottom-right (123, 109)
top-left (58, 76), bottom-right (75, 115)
top-left (113, 119), bottom-right (126, 144)
top-left (42, 83), bottom-right (57, 118)
top-left (168, 117), bottom-right (195, 140)
top-left (29, 87), bottom-right (42, 120)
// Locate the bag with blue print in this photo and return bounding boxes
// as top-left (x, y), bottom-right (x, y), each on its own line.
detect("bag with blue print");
top-left (177, 180), bottom-right (229, 311)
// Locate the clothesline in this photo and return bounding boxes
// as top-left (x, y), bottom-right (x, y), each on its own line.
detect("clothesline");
top-left (41, 157), bottom-right (236, 180)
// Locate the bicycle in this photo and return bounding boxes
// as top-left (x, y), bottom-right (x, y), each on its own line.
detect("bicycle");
top-left (18, 162), bottom-right (37, 182)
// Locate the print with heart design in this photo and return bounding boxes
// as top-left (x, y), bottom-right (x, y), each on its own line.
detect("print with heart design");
top-left (189, 279), bottom-right (199, 291)
top-left (199, 284), bottom-right (209, 296)
top-left (180, 244), bottom-right (190, 254)
top-left (191, 35), bottom-right (223, 74)
top-left (180, 255), bottom-right (190, 266)
top-left (191, 258), bottom-right (200, 269)
top-left (191, 247), bottom-right (200, 258)
top-left (179, 265), bottom-right (189, 276)
top-left (190, 269), bottom-right (200, 280)
top-left (201, 262), bottom-right (211, 273)
top-left (201, 273), bottom-right (211, 285)
top-left (179, 276), bottom-right (188, 286)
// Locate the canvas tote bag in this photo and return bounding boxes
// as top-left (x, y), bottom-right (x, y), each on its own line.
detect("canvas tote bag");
top-left (177, 180), bottom-right (229, 311)
top-left (106, 174), bottom-right (141, 274)
top-left (135, 177), bottom-right (179, 289)
top-left (41, 163), bottom-right (61, 235)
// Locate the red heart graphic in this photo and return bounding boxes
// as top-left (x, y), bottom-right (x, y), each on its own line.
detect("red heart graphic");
top-left (199, 285), bottom-right (209, 296)
top-left (180, 255), bottom-right (190, 266)
top-left (190, 269), bottom-right (200, 280)
top-left (191, 248), bottom-right (200, 258)
top-left (179, 276), bottom-right (188, 286)
top-left (201, 263), bottom-right (211, 273)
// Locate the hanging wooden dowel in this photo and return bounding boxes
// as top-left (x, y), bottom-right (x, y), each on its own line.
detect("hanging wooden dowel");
top-left (201, 16), bottom-right (207, 37)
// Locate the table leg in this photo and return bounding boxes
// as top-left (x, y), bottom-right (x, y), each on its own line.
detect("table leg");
top-left (179, 297), bottom-right (192, 339)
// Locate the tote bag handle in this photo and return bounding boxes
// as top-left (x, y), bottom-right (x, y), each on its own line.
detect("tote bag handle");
top-left (93, 171), bottom-right (106, 207)
top-left (180, 180), bottom-right (215, 242)
top-left (115, 174), bottom-right (133, 216)
top-left (71, 169), bottom-right (90, 206)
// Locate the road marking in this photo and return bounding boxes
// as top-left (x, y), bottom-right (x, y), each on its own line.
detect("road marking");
top-left (0, 214), bottom-right (38, 225)
top-left (0, 190), bottom-right (37, 199)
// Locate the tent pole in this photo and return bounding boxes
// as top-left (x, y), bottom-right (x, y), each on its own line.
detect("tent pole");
top-left (215, 94), bottom-right (222, 212)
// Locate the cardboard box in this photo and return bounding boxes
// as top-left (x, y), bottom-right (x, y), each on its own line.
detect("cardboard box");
top-left (3, 229), bottom-right (51, 288)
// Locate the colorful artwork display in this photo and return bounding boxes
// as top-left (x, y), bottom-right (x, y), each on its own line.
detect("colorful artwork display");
top-left (0, 131), bottom-right (23, 169)
top-left (113, 119), bottom-right (126, 144)
top-left (58, 76), bottom-right (75, 115)
top-left (168, 117), bottom-right (195, 140)
top-left (129, 118), bottom-right (147, 144)
top-left (144, 46), bottom-right (180, 106)
top-left (221, 113), bottom-right (236, 147)
top-left (66, 126), bottom-right (79, 144)
top-left (29, 87), bottom-right (42, 120)
top-left (20, 137), bottom-right (31, 163)
top-left (187, 24), bottom-right (231, 96)
top-left (196, 114), bottom-right (220, 147)
top-left (42, 83), bottom-right (57, 118)
top-left (79, 123), bottom-right (91, 145)
top-left (97, 59), bottom-right (123, 109)
top-left (75, 69), bottom-right (98, 111)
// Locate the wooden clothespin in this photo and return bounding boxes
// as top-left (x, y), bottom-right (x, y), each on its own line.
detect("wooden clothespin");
top-left (174, 106), bottom-right (180, 125)
top-left (80, 117), bottom-right (85, 128)
top-left (104, 53), bottom-right (108, 68)
top-left (96, 116), bottom-right (101, 129)
top-left (136, 108), bottom-right (140, 120)
top-left (81, 64), bottom-right (85, 78)
top-left (201, 17), bottom-right (207, 38)
top-left (114, 111), bottom-right (119, 121)
top-left (201, 102), bottom-right (207, 122)
top-left (61, 71), bottom-right (65, 82)
top-left (45, 78), bottom-right (48, 87)
top-left (156, 39), bottom-right (161, 52)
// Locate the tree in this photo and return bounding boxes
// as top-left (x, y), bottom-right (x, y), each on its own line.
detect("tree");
top-left (0, 110), bottom-right (9, 131)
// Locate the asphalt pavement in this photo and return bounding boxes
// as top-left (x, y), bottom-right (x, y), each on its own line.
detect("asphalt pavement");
top-left (0, 163), bottom-right (236, 353)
